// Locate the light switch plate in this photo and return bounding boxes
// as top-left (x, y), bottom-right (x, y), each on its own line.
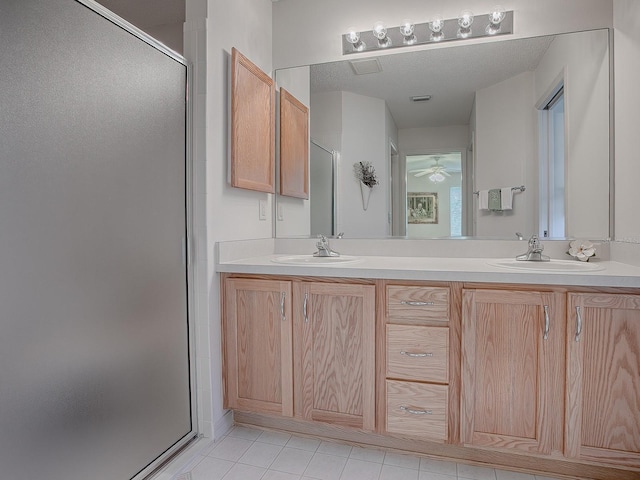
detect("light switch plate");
top-left (259, 200), bottom-right (267, 220)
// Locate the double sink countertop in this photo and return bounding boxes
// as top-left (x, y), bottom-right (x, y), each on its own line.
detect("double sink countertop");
top-left (216, 239), bottom-right (640, 288)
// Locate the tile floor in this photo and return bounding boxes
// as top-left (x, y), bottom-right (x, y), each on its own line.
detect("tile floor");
top-left (162, 425), bottom-right (563, 480)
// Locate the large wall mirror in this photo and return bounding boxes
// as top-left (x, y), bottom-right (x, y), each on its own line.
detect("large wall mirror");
top-left (275, 28), bottom-right (611, 240)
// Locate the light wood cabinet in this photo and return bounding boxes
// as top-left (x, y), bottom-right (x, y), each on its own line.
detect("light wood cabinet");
top-left (223, 278), bottom-right (293, 416)
top-left (294, 282), bottom-right (376, 431)
top-left (382, 284), bottom-right (455, 442)
top-left (461, 289), bottom-right (565, 455)
top-left (222, 274), bottom-right (640, 477)
top-left (386, 380), bottom-right (448, 442)
top-left (565, 293), bottom-right (640, 468)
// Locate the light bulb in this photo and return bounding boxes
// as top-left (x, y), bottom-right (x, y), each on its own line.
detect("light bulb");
top-left (486, 6), bottom-right (505, 35)
top-left (429, 15), bottom-right (444, 33)
top-left (345, 27), bottom-right (366, 52)
top-left (372, 21), bottom-right (391, 48)
top-left (399, 20), bottom-right (416, 45)
top-left (488, 6), bottom-right (506, 26)
top-left (429, 172), bottom-right (446, 183)
top-left (372, 22), bottom-right (387, 40)
top-left (399, 20), bottom-right (414, 37)
top-left (345, 28), bottom-right (360, 44)
top-left (458, 10), bottom-right (474, 29)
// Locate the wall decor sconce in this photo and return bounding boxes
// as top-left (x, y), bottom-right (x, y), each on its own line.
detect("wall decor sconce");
top-left (342, 7), bottom-right (513, 55)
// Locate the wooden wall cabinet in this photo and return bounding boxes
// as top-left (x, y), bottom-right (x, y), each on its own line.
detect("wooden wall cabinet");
top-left (230, 48), bottom-right (275, 193)
top-left (565, 293), bottom-right (640, 468)
top-left (223, 278), bottom-right (293, 416)
top-left (279, 88), bottom-right (309, 199)
top-left (461, 289), bottom-right (566, 455)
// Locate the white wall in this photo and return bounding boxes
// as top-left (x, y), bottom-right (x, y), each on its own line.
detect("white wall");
top-left (272, 0), bottom-right (613, 69)
top-left (275, 66), bottom-right (311, 237)
top-left (340, 92), bottom-right (390, 237)
top-left (184, 0), bottom-right (274, 439)
top-left (534, 29), bottom-right (610, 240)
top-left (310, 91), bottom-right (392, 237)
top-left (474, 72), bottom-right (536, 237)
top-left (613, 0), bottom-right (640, 244)
top-left (399, 125), bottom-right (469, 152)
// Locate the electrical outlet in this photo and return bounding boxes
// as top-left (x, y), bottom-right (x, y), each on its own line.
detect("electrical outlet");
top-left (259, 200), bottom-right (267, 220)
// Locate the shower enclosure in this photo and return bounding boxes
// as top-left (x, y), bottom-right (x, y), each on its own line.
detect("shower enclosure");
top-left (0, 1), bottom-right (195, 479)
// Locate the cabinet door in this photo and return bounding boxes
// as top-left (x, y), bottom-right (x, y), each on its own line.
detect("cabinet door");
top-left (566, 293), bottom-right (640, 468)
top-left (223, 278), bottom-right (293, 416)
top-left (294, 282), bottom-right (376, 431)
top-left (461, 289), bottom-right (565, 455)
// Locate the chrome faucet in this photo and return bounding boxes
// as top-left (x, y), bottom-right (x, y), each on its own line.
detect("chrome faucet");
top-left (516, 234), bottom-right (550, 262)
top-left (314, 234), bottom-right (340, 257)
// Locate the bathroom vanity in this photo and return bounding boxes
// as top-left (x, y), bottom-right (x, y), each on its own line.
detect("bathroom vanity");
top-left (218, 247), bottom-right (640, 480)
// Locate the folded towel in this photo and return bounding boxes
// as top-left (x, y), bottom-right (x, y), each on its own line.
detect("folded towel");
top-left (501, 187), bottom-right (513, 210)
top-left (488, 189), bottom-right (502, 211)
top-left (478, 190), bottom-right (489, 210)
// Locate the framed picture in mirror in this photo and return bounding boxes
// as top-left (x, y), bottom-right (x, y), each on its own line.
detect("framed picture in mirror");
top-left (408, 193), bottom-right (438, 224)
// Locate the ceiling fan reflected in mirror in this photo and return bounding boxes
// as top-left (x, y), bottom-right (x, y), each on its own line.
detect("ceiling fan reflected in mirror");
top-left (410, 157), bottom-right (451, 183)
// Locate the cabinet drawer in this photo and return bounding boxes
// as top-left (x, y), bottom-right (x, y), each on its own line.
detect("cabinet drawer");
top-left (386, 380), bottom-right (448, 442)
top-left (387, 325), bottom-right (449, 383)
top-left (387, 286), bottom-right (449, 321)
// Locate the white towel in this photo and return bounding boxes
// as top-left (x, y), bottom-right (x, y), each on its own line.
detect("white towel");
top-left (500, 187), bottom-right (514, 210)
top-left (478, 190), bottom-right (489, 210)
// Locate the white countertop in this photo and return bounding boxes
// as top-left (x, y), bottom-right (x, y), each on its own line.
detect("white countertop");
top-left (216, 254), bottom-right (640, 288)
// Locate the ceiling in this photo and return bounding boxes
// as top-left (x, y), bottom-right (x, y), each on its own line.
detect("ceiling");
top-left (310, 36), bottom-right (555, 129)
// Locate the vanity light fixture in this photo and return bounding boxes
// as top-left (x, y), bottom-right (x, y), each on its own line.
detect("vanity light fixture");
top-left (341, 10), bottom-right (513, 55)
top-left (372, 21), bottom-right (391, 48)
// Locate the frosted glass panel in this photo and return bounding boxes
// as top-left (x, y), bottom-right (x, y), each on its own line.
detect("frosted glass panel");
top-left (0, 1), bottom-right (191, 479)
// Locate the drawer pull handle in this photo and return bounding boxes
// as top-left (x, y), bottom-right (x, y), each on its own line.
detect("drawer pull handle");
top-left (575, 305), bottom-right (583, 342)
top-left (543, 305), bottom-right (550, 340)
top-left (400, 406), bottom-right (432, 415)
top-left (280, 292), bottom-right (286, 322)
top-left (303, 293), bottom-right (309, 323)
top-left (400, 351), bottom-right (433, 358)
top-left (400, 301), bottom-right (435, 307)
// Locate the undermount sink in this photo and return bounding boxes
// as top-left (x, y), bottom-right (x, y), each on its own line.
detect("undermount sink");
top-left (488, 258), bottom-right (605, 273)
top-left (271, 255), bottom-right (361, 265)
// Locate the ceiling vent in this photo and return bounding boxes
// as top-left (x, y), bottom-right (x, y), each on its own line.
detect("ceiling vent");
top-left (349, 58), bottom-right (382, 75)
top-left (410, 95), bottom-right (432, 102)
